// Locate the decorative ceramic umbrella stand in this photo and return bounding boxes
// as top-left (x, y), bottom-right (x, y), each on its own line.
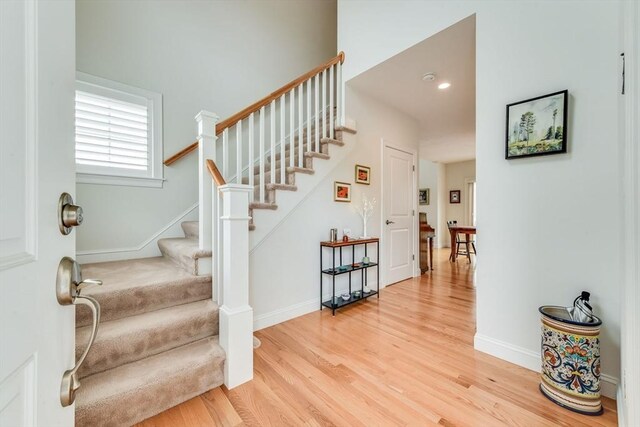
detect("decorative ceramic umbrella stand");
top-left (539, 306), bottom-right (603, 416)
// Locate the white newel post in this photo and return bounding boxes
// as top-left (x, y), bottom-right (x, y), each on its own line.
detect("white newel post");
top-left (196, 111), bottom-right (219, 276)
top-left (218, 183), bottom-right (254, 388)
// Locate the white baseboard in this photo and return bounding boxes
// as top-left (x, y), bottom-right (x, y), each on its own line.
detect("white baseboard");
top-left (474, 333), bottom-right (618, 399)
top-left (617, 384), bottom-right (626, 426)
top-left (76, 203), bottom-right (198, 264)
top-left (253, 297), bottom-right (319, 331)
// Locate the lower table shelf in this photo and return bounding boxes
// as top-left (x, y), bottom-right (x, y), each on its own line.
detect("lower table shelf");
top-left (321, 290), bottom-right (379, 310)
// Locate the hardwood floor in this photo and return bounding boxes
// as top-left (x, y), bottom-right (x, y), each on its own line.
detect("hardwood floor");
top-left (136, 249), bottom-right (617, 427)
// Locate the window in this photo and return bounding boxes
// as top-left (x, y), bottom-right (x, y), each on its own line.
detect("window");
top-left (75, 72), bottom-right (163, 187)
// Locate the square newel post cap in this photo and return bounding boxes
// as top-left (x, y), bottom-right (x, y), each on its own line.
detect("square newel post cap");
top-left (195, 110), bottom-right (219, 123)
top-left (195, 110), bottom-right (219, 138)
top-left (219, 183), bottom-right (253, 193)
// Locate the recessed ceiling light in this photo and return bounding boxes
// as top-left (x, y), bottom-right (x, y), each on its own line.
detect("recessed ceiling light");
top-left (438, 82), bottom-right (451, 90)
top-left (422, 72), bottom-right (436, 81)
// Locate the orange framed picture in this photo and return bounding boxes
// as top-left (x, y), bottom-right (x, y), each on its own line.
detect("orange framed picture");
top-left (355, 164), bottom-right (371, 185)
top-left (334, 181), bottom-right (351, 202)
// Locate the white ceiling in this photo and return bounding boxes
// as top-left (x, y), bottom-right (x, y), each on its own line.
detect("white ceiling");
top-left (348, 15), bottom-right (476, 164)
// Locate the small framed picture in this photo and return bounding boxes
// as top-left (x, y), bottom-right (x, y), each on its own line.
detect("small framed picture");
top-left (506, 89), bottom-right (568, 159)
top-left (355, 164), bottom-right (371, 185)
top-left (334, 181), bottom-right (351, 202)
top-left (419, 188), bottom-right (430, 205)
top-left (450, 190), bottom-right (461, 204)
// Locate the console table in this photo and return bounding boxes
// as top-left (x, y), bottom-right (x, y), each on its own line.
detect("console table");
top-left (320, 238), bottom-right (379, 315)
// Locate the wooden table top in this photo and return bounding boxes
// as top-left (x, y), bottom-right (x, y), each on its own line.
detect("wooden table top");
top-left (449, 225), bottom-right (477, 232)
top-left (320, 237), bottom-right (379, 247)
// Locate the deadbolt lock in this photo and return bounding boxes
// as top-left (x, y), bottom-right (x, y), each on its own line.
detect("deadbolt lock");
top-left (58, 192), bottom-right (83, 235)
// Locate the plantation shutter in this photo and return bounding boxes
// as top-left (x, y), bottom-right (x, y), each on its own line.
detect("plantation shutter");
top-left (75, 90), bottom-right (150, 172)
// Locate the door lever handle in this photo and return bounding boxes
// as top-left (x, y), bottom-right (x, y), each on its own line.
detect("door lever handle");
top-left (77, 278), bottom-right (102, 292)
top-left (60, 293), bottom-right (100, 407)
top-left (56, 257), bottom-right (102, 407)
top-left (386, 220), bottom-right (395, 225)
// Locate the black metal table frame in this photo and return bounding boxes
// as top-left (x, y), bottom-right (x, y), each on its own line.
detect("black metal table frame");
top-left (320, 240), bottom-right (380, 315)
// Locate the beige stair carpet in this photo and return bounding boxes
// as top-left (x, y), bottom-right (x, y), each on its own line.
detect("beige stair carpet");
top-left (76, 224), bottom-right (223, 427)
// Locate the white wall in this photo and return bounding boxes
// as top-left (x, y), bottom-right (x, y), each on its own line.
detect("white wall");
top-left (75, 0), bottom-right (337, 257)
top-left (252, 87), bottom-right (420, 329)
top-left (339, 0), bottom-right (622, 397)
top-left (444, 159), bottom-right (475, 228)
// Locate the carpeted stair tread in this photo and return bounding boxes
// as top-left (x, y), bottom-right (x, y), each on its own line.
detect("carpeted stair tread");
top-left (335, 125), bottom-right (357, 134)
top-left (249, 202), bottom-right (278, 210)
top-left (181, 221), bottom-right (199, 238)
top-left (75, 336), bottom-right (225, 427)
top-left (158, 237), bottom-right (212, 275)
top-left (77, 257), bottom-right (211, 327)
top-left (321, 137), bottom-right (344, 146)
top-left (76, 299), bottom-right (219, 379)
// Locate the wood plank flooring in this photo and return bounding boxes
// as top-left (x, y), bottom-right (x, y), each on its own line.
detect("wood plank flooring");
top-left (136, 249), bottom-right (618, 427)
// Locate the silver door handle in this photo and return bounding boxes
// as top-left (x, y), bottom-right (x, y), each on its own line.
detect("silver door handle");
top-left (56, 257), bottom-right (102, 407)
top-left (386, 220), bottom-right (395, 225)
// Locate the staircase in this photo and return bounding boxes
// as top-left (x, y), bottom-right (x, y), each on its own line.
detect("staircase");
top-left (243, 119), bottom-right (355, 231)
top-left (74, 223), bottom-right (224, 427)
top-left (72, 52), bottom-right (353, 426)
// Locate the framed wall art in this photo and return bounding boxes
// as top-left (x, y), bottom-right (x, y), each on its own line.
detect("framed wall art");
top-left (419, 188), bottom-right (430, 205)
top-left (334, 181), bottom-right (351, 202)
top-left (355, 164), bottom-right (371, 185)
top-left (506, 89), bottom-right (568, 159)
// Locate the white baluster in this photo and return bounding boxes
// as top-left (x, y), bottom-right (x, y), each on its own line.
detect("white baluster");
top-left (280, 95), bottom-right (286, 184)
top-left (322, 70), bottom-right (327, 139)
top-left (314, 74), bottom-right (319, 152)
top-left (195, 110), bottom-right (219, 275)
top-left (248, 113), bottom-right (254, 199)
top-left (214, 185), bottom-right (223, 301)
top-left (236, 120), bottom-right (242, 184)
top-left (289, 90), bottom-right (295, 169)
top-left (337, 60), bottom-right (343, 129)
top-left (270, 100), bottom-right (276, 185)
top-left (218, 183), bottom-right (253, 388)
top-left (298, 84), bottom-right (303, 167)
top-left (259, 107), bottom-right (265, 203)
top-left (306, 79), bottom-right (311, 153)
top-left (329, 65), bottom-right (334, 138)
top-left (222, 128), bottom-right (229, 179)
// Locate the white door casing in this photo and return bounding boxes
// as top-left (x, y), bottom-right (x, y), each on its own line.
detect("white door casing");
top-left (381, 141), bottom-right (417, 286)
top-left (621, 0), bottom-right (640, 424)
top-left (0, 1), bottom-right (76, 426)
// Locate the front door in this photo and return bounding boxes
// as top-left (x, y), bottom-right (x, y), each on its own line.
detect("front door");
top-left (0, 1), bottom-right (76, 425)
top-left (382, 144), bottom-right (416, 285)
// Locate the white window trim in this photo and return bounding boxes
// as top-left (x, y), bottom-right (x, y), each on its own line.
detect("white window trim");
top-left (75, 72), bottom-right (164, 188)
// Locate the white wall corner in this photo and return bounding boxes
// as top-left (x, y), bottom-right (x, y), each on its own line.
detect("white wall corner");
top-left (617, 384), bottom-right (627, 427)
top-left (474, 333), bottom-right (618, 400)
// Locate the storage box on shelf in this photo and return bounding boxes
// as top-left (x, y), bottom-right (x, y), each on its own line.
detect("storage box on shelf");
top-left (320, 238), bottom-right (379, 315)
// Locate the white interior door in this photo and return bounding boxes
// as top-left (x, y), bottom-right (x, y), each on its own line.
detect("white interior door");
top-left (0, 1), bottom-right (76, 426)
top-left (382, 144), bottom-right (415, 285)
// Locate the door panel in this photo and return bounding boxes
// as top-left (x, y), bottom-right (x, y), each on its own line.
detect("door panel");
top-left (0, 0), bottom-right (36, 269)
top-left (0, 1), bottom-right (76, 425)
top-left (383, 145), bottom-right (415, 285)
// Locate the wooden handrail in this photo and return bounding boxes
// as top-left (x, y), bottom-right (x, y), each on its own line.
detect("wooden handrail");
top-left (206, 159), bottom-right (226, 187)
top-left (164, 51), bottom-right (345, 166)
top-left (215, 51), bottom-right (344, 134)
top-left (165, 140), bottom-right (198, 166)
